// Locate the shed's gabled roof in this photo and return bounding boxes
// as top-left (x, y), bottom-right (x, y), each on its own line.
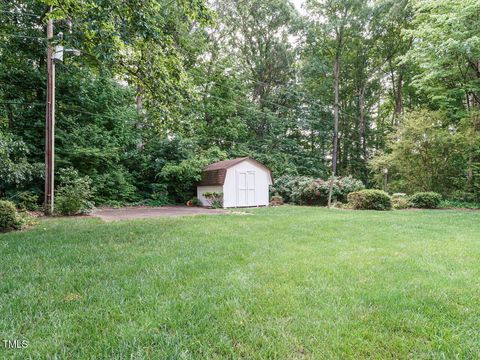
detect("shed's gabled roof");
top-left (203, 157), bottom-right (250, 171)
top-left (198, 157), bottom-right (272, 186)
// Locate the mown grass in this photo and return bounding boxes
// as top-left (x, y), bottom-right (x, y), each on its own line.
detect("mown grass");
top-left (1, 206), bottom-right (480, 359)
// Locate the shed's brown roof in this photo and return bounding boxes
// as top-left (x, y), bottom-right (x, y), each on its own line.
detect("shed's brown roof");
top-left (204, 157), bottom-right (249, 171)
top-left (198, 157), bottom-right (272, 186)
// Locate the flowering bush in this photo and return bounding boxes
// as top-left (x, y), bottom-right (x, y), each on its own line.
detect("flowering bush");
top-left (392, 193), bottom-right (411, 209)
top-left (271, 175), bottom-right (313, 204)
top-left (298, 176), bottom-right (365, 206)
top-left (203, 192), bottom-right (223, 209)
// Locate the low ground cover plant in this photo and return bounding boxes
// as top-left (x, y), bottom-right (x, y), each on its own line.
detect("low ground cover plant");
top-left (439, 199), bottom-right (480, 209)
top-left (347, 189), bottom-right (392, 210)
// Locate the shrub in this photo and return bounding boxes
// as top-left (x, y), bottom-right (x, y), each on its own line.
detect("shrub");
top-left (93, 169), bottom-right (137, 205)
top-left (271, 175), bottom-right (313, 204)
top-left (149, 183), bottom-right (174, 206)
top-left (14, 191), bottom-right (40, 211)
top-left (270, 195), bottom-right (284, 206)
top-left (392, 193), bottom-right (411, 210)
top-left (439, 199), bottom-right (480, 209)
top-left (347, 189), bottom-right (392, 210)
top-left (273, 175), bottom-right (364, 205)
top-left (409, 192), bottom-right (442, 209)
top-left (186, 197), bottom-right (201, 207)
top-left (203, 192), bottom-right (223, 209)
top-left (55, 168), bottom-right (95, 215)
top-left (392, 197), bottom-right (411, 210)
top-left (298, 176), bottom-right (365, 206)
top-left (0, 200), bottom-right (22, 230)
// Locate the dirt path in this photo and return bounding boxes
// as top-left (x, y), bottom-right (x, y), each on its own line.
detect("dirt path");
top-left (93, 206), bottom-right (226, 221)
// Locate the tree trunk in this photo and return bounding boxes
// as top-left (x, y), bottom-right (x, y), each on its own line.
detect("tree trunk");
top-left (328, 44), bottom-right (341, 208)
top-left (394, 70), bottom-right (404, 115)
top-left (136, 84), bottom-right (145, 149)
top-left (332, 50), bottom-right (340, 176)
top-left (358, 84), bottom-right (368, 184)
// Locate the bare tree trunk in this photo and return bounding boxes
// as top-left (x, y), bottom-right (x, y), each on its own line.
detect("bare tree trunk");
top-left (358, 84), bottom-right (368, 184)
top-left (328, 46), bottom-right (341, 208)
top-left (136, 84), bottom-right (145, 149)
top-left (394, 70), bottom-right (404, 116)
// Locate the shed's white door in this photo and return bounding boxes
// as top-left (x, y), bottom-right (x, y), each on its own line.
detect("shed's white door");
top-left (236, 171), bottom-right (256, 207)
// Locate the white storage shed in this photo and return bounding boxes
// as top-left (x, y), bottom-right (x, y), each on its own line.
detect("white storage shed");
top-left (197, 157), bottom-right (273, 208)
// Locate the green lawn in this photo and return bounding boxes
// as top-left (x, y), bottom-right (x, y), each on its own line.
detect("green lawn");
top-left (1, 207), bottom-right (480, 359)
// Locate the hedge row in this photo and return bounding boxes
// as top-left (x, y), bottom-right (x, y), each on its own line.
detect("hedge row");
top-left (272, 176), bottom-right (442, 211)
top-left (272, 175), bottom-right (364, 205)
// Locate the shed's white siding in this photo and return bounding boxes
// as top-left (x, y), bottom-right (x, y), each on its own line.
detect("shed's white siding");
top-left (223, 159), bottom-right (272, 208)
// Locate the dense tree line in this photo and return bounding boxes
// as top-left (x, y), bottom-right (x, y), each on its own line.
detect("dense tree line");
top-left (1, 0), bottom-right (479, 207)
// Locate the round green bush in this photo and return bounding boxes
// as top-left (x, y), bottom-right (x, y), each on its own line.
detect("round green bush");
top-left (347, 189), bottom-right (392, 210)
top-left (409, 192), bottom-right (442, 209)
top-left (0, 200), bottom-right (20, 230)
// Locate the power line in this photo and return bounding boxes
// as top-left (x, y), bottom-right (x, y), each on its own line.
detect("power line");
top-left (57, 102), bottom-right (135, 122)
top-left (196, 61), bottom-right (330, 110)
top-left (195, 77), bottom-right (299, 115)
top-left (0, 100), bottom-right (44, 106)
top-left (0, 10), bottom-right (40, 18)
top-left (0, 33), bottom-right (46, 41)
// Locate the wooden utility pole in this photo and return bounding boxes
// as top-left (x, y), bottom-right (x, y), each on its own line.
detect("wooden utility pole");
top-left (44, 7), bottom-right (55, 215)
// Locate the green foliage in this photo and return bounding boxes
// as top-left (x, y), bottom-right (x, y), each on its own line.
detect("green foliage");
top-left (348, 189), bottom-right (392, 210)
top-left (0, 200), bottom-right (22, 231)
top-left (159, 146), bottom-right (227, 202)
top-left (55, 168), bottom-right (95, 216)
top-left (13, 191), bottom-right (40, 211)
top-left (370, 110), bottom-right (465, 195)
top-left (271, 175), bottom-right (314, 203)
top-left (147, 184), bottom-right (174, 206)
top-left (1, 0), bottom-right (479, 209)
top-left (272, 175), bottom-right (364, 205)
top-left (186, 197), bottom-right (201, 207)
top-left (391, 194), bottom-right (411, 210)
top-left (202, 192), bottom-right (223, 208)
top-left (409, 192), bottom-right (442, 209)
top-left (405, 0), bottom-right (480, 115)
top-left (93, 169), bottom-right (137, 205)
top-left (439, 199), bottom-right (480, 210)
top-left (270, 195), bottom-right (284, 206)
top-left (0, 131), bottom-right (40, 196)
top-left (299, 177), bottom-right (365, 206)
